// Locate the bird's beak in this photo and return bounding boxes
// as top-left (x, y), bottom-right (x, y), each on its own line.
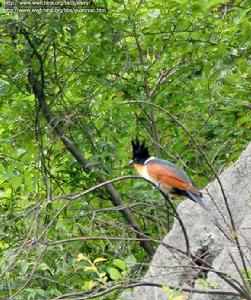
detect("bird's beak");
top-left (129, 160), bottom-right (133, 166)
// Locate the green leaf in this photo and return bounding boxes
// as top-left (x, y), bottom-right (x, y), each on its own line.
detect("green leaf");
top-left (94, 257), bottom-right (107, 264)
top-left (20, 260), bottom-right (29, 275)
top-left (38, 263), bottom-right (50, 271)
top-left (84, 265), bottom-right (98, 273)
top-left (76, 254), bottom-right (90, 262)
top-left (107, 267), bottom-right (122, 281)
top-left (82, 280), bottom-right (97, 291)
top-left (125, 255), bottom-right (137, 267)
top-left (113, 259), bottom-right (126, 271)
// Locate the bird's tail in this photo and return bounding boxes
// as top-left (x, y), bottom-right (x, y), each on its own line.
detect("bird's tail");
top-left (186, 191), bottom-right (233, 241)
top-left (186, 191), bottom-right (208, 211)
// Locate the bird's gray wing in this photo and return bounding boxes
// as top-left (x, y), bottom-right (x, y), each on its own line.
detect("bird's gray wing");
top-left (147, 158), bottom-right (192, 184)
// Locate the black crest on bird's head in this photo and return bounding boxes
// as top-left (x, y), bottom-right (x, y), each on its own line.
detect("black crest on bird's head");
top-left (131, 138), bottom-right (150, 164)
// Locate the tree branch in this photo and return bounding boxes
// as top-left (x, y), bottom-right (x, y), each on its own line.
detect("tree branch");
top-left (21, 28), bottom-right (154, 257)
top-left (51, 279), bottom-right (240, 300)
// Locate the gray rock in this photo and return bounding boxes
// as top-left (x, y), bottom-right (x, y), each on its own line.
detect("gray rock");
top-left (122, 142), bottom-right (251, 300)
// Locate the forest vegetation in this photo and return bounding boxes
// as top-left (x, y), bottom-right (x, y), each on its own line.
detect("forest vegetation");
top-left (0, 0), bottom-right (251, 299)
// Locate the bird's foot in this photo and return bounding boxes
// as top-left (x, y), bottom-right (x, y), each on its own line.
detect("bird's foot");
top-left (153, 183), bottom-right (161, 190)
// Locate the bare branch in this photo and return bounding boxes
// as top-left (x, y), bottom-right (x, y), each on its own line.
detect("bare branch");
top-left (150, 58), bottom-right (186, 99)
top-left (51, 280), bottom-right (240, 300)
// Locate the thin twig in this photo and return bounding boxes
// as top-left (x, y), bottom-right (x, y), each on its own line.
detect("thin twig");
top-left (51, 279), bottom-right (240, 300)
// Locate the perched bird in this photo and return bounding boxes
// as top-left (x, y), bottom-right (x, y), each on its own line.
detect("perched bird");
top-left (131, 138), bottom-right (204, 206)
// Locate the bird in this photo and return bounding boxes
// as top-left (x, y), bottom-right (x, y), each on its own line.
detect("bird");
top-left (131, 138), bottom-right (205, 206)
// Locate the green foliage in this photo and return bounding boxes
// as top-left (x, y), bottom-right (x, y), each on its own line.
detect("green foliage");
top-left (198, 278), bottom-right (220, 289)
top-left (0, 0), bottom-right (250, 298)
top-left (162, 285), bottom-right (184, 300)
top-left (242, 268), bottom-right (251, 292)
